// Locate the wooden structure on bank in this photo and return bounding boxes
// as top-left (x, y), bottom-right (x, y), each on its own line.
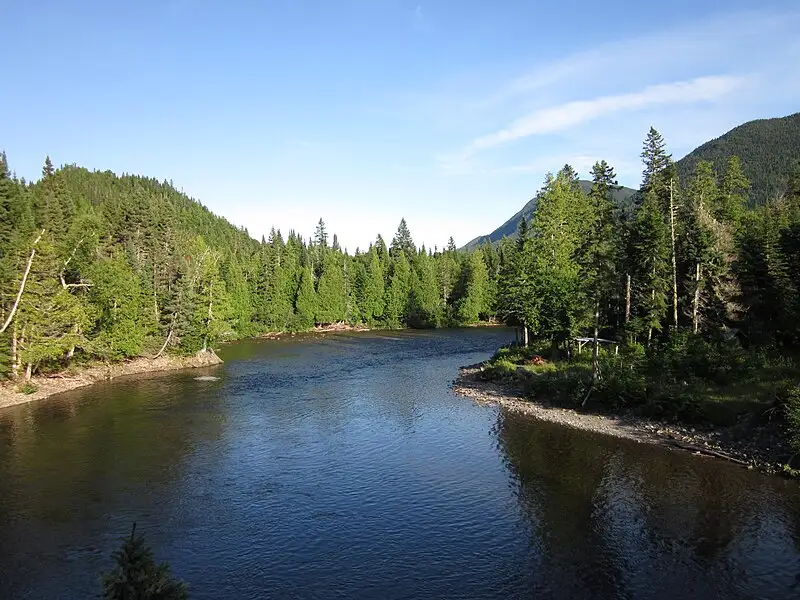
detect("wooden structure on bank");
top-left (574, 337), bottom-right (619, 355)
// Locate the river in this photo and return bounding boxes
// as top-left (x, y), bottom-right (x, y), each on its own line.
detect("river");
top-left (1, 328), bottom-right (799, 599)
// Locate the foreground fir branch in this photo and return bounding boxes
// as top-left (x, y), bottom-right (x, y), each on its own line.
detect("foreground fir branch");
top-left (102, 524), bottom-right (187, 600)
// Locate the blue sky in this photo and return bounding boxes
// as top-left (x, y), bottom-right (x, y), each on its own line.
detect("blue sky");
top-left (2, 1), bottom-right (799, 250)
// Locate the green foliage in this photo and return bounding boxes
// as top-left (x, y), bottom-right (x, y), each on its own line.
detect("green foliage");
top-left (456, 251), bottom-right (489, 324)
top-left (293, 265), bottom-right (317, 330)
top-left (17, 381), bottom-right (38, 395)
top-left (675, 112), bottom-right (800, 206)
top-left (783, 385), bottom-right (800, 456)
top-left (102, 525), bottom-right (188, 600)
top-left (315, 252), bottom-right (347, 324)
top-left (384, 251), bottom-right (411, 327)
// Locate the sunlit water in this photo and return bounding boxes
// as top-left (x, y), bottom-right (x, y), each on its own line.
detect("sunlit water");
top-left (1, 328), bottom-right (799, 599)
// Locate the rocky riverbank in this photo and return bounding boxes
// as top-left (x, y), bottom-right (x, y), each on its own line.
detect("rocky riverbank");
top-left (0, 350), bottom-right (223, 410)
top-left (453, 364), bottom-right (793, 476)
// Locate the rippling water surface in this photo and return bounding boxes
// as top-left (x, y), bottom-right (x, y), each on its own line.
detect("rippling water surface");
top-left (1, 328), bottom-right (800, 599)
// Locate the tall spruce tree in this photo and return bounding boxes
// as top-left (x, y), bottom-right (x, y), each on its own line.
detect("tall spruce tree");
top-left (456, 251), bottom-right (490, 324)
top-left (582, 161), bottom-right (621, 376)
top-left (390, 218), bottom-right (415, 257)
top-left (315, 251), bottom-right (347, 324)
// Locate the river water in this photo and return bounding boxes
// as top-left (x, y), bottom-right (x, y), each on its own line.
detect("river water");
top-left (1, 328), bottom-right (799, 599)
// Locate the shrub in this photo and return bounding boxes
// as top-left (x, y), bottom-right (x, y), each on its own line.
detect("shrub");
top-left (783, 385), bottom-right (800, 455)
top-left (17, 382), bottom-right (38, 395)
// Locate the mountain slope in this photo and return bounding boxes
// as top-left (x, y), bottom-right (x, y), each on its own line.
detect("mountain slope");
top-left (675, 112), bottom-right (800, 205)
top-left (462, 180), bottom-right (636, 251)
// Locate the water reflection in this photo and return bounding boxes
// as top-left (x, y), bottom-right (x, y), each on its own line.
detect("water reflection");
top-left (1, 328), bottom-right (800, 599)
top-left (495, 408), bottom-right (800, 599)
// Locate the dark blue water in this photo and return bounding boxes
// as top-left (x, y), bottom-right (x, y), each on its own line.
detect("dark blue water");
top-left (1, 328), bottom-right (799, 599)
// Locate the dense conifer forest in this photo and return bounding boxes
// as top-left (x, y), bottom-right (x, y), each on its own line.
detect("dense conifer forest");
top-left (674, 112), bottom-right (800, 206)
top-left (0, 154), bottom-right (496, 383)
top-left (2, 121), bottom-right (800, 441)
top-left (483, 127), bottom-right (800, 460)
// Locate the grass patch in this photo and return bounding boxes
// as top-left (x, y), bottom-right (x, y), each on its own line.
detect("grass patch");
top-left (17, 382), bottom-right (38, 395)
top-left (483, 336), bottom-right (799, 431)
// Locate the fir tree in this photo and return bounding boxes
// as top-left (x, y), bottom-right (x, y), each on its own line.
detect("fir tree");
top-left (456, 251), bottom-right (490, 324)
top-left (641, 127), bottom-right (672, 192)
top-left (315, 251), bottom-right (346, 324)
top-left (718, 155), bottom-right (749, 223)
top-left (102, 524), bottom-right (188, 600)
top-left (357, 247), bottom-right (385, 325)
top-left (390, 218), bottom-right (415, 257)
top-left (528, 171), bottom-right (590, 347)
top-left (293, 264), bottom-right (317, 329)
top-left (629, 189), bottom-right (670, 342)
top-left (408, 251), bottom-right (441, 327)
top-left (384, 251), bottom-right (411, 327)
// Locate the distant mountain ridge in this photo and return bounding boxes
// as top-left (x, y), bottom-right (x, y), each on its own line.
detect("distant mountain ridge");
top-left (674, 112), bottom-right (800, 206)
top-left (461, 180), bottom-right (636, 251)
top-left (463, 112), bottom-right (800, 251)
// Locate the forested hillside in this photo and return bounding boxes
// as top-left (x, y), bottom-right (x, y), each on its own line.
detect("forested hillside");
top-left (3, 121), bottom-right (800, 417)
top-left (675, 112), bottom-right (800, 206)
top-left (0, 155), bottom-right (497, 382)
top-left (485, 129), bottom-right (800, 456)
top-left (462, 180), bottom-right (636, 251)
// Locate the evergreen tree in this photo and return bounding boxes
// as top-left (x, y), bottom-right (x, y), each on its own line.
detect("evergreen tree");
top-left (88, 254), bottom-right (146, 359)
top-left (293, 264), bottom-right (317, 329)
top-left (718, 155), bottom-right (749, 223)
top-left (456, 251), bottom-right (490, 324)
top-left (528, 171), bottom-right (590, 347)
top-left (408, 251), bottom-right (441, 327)
top-left (641, 127), bottom-right (672, 192)
top-left (384, 251), bottom-right (411, 327)
top-left (315, 251), bottom-right (347, 324)
top-left (582, 161), bottom-right (621, 374)
top-left (629, 189), bottom-right (670, 342)
top-left (497, 217), bottom-right (535, 344)
top-left (314, 218), bottom-right (328, 249)
top-left (357, 247), bottom-right (385, 325)
top-left (390, 218), bottom-right (415, 257)
top-left (102, 525), bottom-right (188, 600)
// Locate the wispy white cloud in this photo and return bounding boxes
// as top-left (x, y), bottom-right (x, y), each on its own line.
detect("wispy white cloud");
top-left (438, 75), bottom-right (746, 174)
top-left (451, 8), bottom-right (797, 115)
top-left (412, 4), bottom-right (432, 33)
top-left (468, 75), bottom-right (744, 153)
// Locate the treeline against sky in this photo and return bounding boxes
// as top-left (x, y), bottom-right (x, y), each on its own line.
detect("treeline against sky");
top-left (0, 156), bottom-right (494, 380)
top-left (2, 126), bottom-right (799, 382)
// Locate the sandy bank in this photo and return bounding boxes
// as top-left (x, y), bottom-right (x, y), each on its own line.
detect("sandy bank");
top-left (0, 351), bottom-right (222, 410)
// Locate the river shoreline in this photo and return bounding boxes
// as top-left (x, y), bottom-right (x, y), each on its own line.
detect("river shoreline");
top-left (453, 364), bottom-right (793, 476)
top-left (0, 351), bottom-right (223, 411)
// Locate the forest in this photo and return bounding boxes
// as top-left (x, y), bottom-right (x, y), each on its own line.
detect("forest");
top-left (2, 124), bottom-right (800, 446)
top-left (486, 127), bottom-right (800, 460)
top-left (0, 154), bottom-right (496, 384)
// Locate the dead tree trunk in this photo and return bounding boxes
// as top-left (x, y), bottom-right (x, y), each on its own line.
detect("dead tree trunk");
top-left (10, 323), bottom-right (19, 380)
top-left (669, 178), bottom-right (678, 330)
top-left (592, 300), bottom-right (601, 384)
top-left (692, 262), bottom-right (701, 334)
top-left (0, 230), bottom-right (45, 335)
top-left (625, 274), bottom-right (631, 324)
top-left (202, 281), bottom-right (214, 353)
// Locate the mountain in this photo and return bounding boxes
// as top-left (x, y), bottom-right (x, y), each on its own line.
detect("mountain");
top-left (675, 112), bottom-right (800, 206)
top-left (461, 180), bottom-right (637, 251)
top-left (462, 113), bottom-right (800, 251)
